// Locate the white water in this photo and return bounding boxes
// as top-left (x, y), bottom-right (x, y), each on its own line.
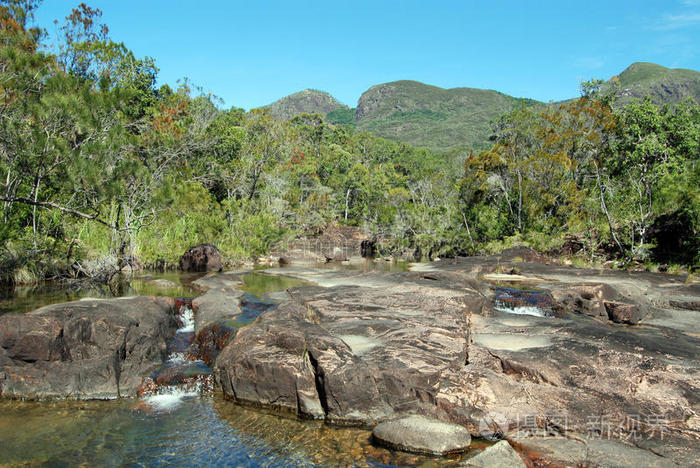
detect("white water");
top-left (495, 305), bottom-right (547, 317)
top-left (141, 305), bottom-right (199, 411)
top-left (143, 387), bottom-right (199, 411)
top-left (177, 306), bottom-right (195, 333)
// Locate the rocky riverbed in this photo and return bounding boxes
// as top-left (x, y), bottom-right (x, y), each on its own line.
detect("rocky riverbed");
top-left (1, 251), bottom-right (699, 466)
top-left (210, 251), bottom-right (700, 466)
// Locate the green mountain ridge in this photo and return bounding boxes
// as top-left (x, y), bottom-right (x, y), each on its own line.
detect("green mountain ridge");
top-left (603, 62), bottom-right (700, 106)
top-left (354, 80), bottom-right (540, 153)
top-left (265, 62), bottom-right (700, 153)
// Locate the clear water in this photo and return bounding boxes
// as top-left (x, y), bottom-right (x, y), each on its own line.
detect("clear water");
top-left (0, 268), bottom-right (478, 467)
top-left (0, 272), bottom-right (201, 316)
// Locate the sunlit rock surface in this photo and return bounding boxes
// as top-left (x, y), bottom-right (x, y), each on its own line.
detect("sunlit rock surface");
top-left (215, 253), bottom-right (700, 466)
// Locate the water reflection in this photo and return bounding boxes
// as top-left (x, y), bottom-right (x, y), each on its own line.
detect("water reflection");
top-left (0, 396), bottom-right (475, 467)
top-left (0, 265), bottom-right (483, 466)
top-left (0, 272), bottom-right (202, 315)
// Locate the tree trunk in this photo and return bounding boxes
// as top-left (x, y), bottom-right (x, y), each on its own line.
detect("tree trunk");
top-left (516, 169), bottom-right (523, 233)
top-left (594, 161), bottom-right (625, 255)
top-left (31, 176), bottom-right (40, 248)
top-left (461, 211), bottom-right (475, 245)
top-left (344, 188), bottom-right (351, 221)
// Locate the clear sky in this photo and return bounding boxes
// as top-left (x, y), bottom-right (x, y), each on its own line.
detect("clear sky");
top-left (34, 0), bottom-right (700, 110)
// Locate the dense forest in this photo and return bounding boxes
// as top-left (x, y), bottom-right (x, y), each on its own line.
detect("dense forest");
top-left (1, 1), bottom-right (698, 284)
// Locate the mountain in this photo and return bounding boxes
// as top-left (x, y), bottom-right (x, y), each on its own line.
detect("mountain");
top-left (265, 63), bottom-right (699, 154)
top-left (603, 62), bottom-right (700, 107)
top-left (354, 80), bottom-right (539, 153)
top-left (265, 89), bottom-right (349, 121)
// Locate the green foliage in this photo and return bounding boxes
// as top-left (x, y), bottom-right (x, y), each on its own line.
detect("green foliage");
top-left (0, 1), bottom-right (697, 285)
top-left (325, 108), bottom-right (356, 127)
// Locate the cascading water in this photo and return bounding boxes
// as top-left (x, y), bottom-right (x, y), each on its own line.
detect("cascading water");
top-left (493, 287), bottom-right (556, 317)
top-left (140, 303), bottom-right (213, 411)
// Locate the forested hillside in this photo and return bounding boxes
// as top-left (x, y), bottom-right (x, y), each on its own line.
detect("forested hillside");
top-left (270, 64), bottom-right (700, 154)
top-left (0, 1), bottom-right (698, 285)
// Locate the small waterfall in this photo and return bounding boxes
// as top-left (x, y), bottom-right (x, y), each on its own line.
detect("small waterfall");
top-left (493, 287), bottom-right (555, 317)
top-left (177, 306), bottom-right (195, 333)
top-left (139, 301), bottom-right (212, 410)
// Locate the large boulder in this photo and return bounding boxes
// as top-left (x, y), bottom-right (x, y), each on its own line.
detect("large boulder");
top-left (215, 277), bottom-right (475, 425)
top-left (0, 296), bottom-right (178, 399)
top-left (179, 244), bottom-right (222, 272)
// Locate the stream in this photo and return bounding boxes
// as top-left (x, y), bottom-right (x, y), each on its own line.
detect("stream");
top-left (0, 267), bottom-right (477, 467)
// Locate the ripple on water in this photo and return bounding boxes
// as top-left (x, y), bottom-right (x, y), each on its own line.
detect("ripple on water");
top-left (0, 397), bottom-right (482, 466)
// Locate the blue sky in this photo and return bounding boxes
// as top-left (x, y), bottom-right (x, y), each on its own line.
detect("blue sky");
top-left (35, 0), bottom-right (700, 110)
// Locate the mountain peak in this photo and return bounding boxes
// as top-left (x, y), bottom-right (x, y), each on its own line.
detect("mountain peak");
top-left (606, 62), bottom-right (700, 105)
top-left (265, 89), bottom-right (348, 120)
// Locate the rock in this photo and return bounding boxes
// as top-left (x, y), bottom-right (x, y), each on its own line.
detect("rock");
top-left (669, 298), bottom-right (700, 311)
top-left (513, 437), bottom-right (672, 468)
top-left (215, 278), bottom-right (473, 425)
top-left (550, 283), bottom-right (620, 320)
top-left (275, 225), bottom-right (369, 265)
top-left (277, 249), bottom-right (325, 265)
top-left (218, 260), bottom-right (700, 466)
top-left (360, 239), bottom-right (376, 258)
top-left (460, 440), bottom-right (525, 467)
top-left (192, 287), bottom-right (245, 366)
top-left (372, 415), bottom-right (471, 456)
top-left (147, 278), bottom-right (179, 289)
top-left (0, 296), bottom-right (177, 399)
top-left (179, 244), bottom-right (222, 272)
top-left (559, 236), bottom-right (584, 256)
top-left (604, 301), bottom-right (642, 324)
top-left (192, 288), bottom-right (245, 333)
top-left (499, 247), bottom-right (548, 263)
top-left (191, 271), bottom-right (243, 291)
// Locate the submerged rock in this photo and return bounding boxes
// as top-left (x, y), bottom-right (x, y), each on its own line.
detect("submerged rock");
top-left (460, 440), bottom-right (525, 468)
top-left (147, 278), bottom-right (179, 289)
top-left (372, 415), bottom-right (471, 455)
top-left (0, 296), bottom-right (178, 399)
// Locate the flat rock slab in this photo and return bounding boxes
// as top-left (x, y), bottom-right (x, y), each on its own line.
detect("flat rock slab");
top-left (460, 440), bottom-right (525, 467)
top-left (214, 261), bottom-right (700, 466)
top-left (512, 437), bottom-right (672, 468)
top-left (191, 272), bottom-right (244, 291)
top-left (372, 415), bottom-right (471, 455)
